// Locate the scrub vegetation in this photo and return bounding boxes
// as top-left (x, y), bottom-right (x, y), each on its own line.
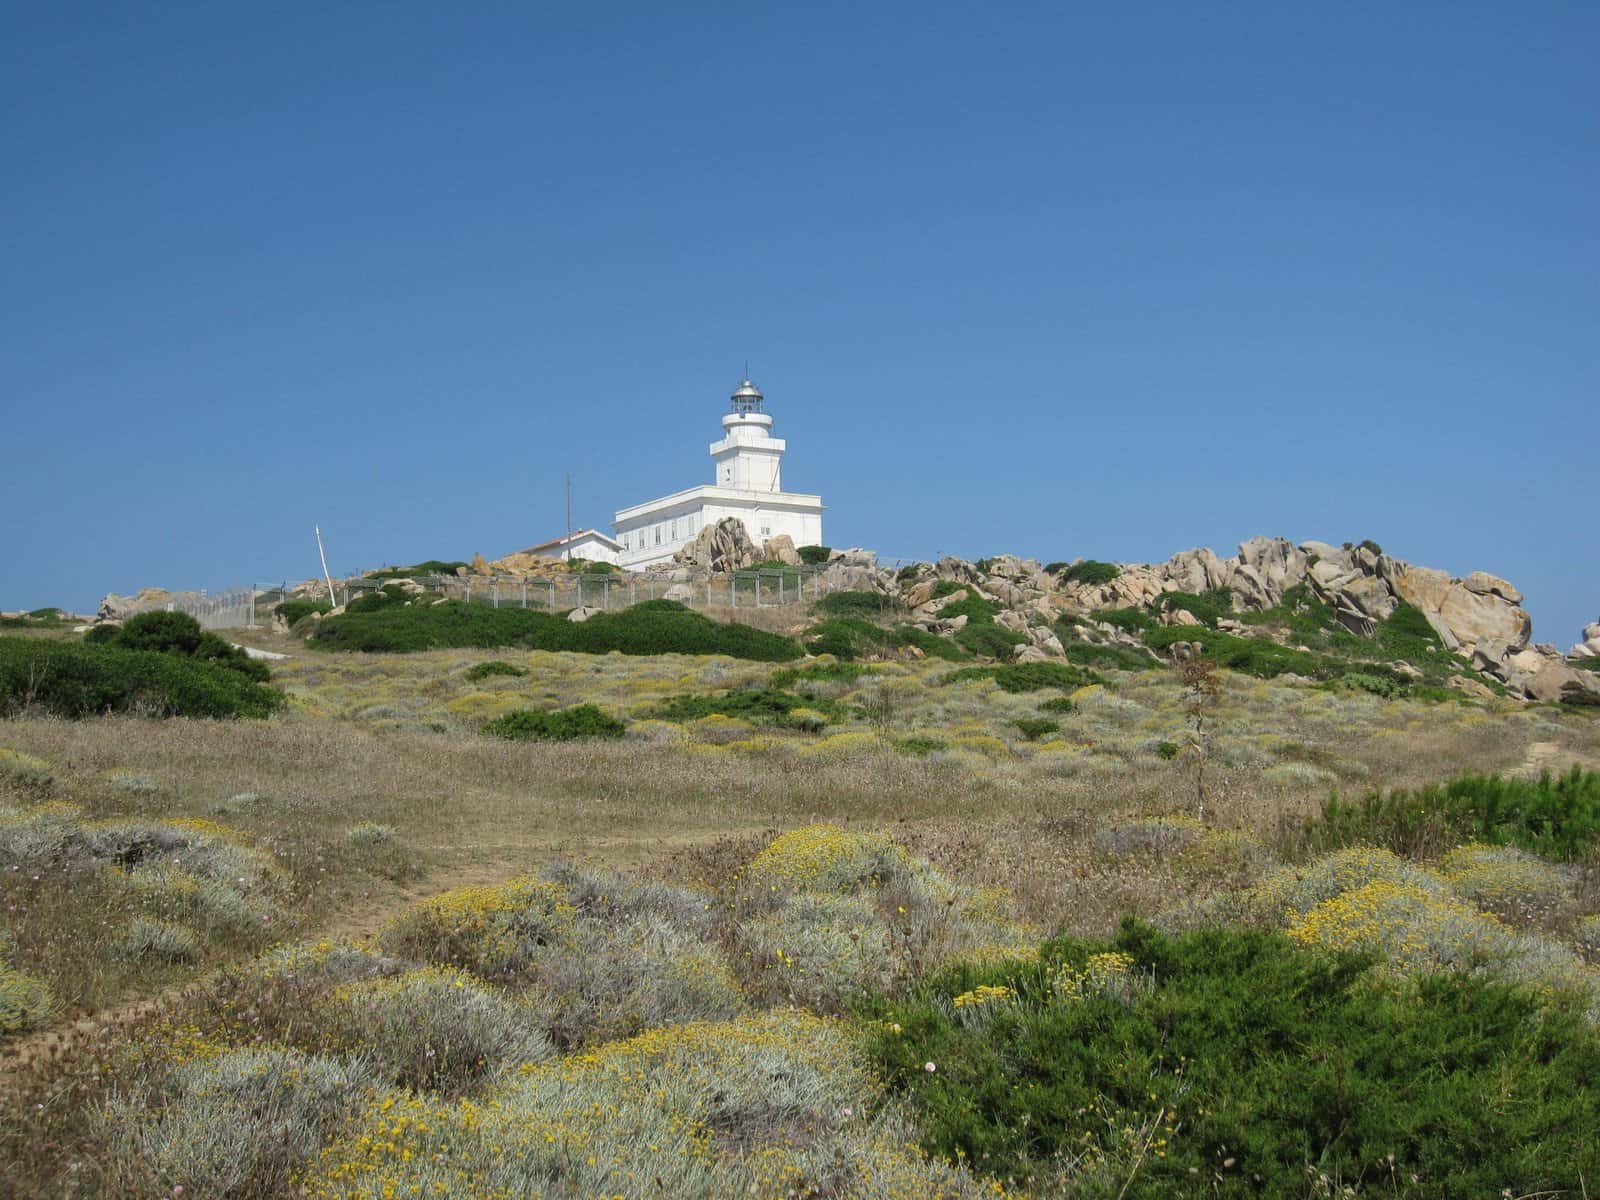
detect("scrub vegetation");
top-left (1, 613), bottom-right (1598, 1198)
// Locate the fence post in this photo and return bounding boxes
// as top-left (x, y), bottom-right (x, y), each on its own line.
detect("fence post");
top-left (521, 581), bottom-right (527, 609)
top-left (779, 573), bottom-right (785, 605)
top-left (547, 581), bottom-right (555, 611)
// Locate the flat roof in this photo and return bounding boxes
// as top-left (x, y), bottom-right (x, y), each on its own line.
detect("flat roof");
top-left (614, 484), bottom-right (824, 523)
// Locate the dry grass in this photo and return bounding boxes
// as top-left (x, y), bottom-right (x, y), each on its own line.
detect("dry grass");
top-left (1, 641), bottom-right (1598, 1199)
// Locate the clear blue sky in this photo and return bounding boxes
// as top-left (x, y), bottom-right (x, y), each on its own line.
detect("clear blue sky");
top-left (2, 3), bottom-right (1594, 643)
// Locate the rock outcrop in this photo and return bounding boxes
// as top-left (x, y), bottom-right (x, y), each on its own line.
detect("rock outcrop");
top-left (1570, 619), bottom-right (1600, 660)
top-left (1048, 537), bottom-right (1536, 675)
top-left (96, 588), bottom-right (175, 621)
top-left (760, 534), bottom-right (803, 567)
top-left (672, 518), bottom-right (761, 573)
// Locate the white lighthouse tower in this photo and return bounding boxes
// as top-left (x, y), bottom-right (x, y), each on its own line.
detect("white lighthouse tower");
top-left (613, 377), bottom-right (824, 569)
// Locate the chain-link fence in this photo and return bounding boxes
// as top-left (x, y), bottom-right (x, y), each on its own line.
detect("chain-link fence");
top-left (119, 562), bottom-right (885, 631)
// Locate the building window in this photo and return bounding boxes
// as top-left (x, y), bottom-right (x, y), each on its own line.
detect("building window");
top-left (761, 525), bottom-right (771, 536)
top-left (671, 519), bottom-right (678, 539)
top-left (654, 526), bottom-right (661, 546)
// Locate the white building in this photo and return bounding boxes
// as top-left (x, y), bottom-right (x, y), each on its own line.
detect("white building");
top-left (519, 528), bottom-right (623, 565)
top-left (614, 378), bottom-right (824, 570)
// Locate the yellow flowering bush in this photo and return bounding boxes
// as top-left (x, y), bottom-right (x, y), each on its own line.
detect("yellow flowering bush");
top-left (1286, 881), bottom-right (1600, 1009)
top-left (746, 824), bottom-right (913, 894)
top-left (379, 876), bottom-right (574, 980)
top-left (303, 1011), bottom-right (999, 1200)
top-left (1237, 846), bottom-right (1450, 925)
top-left (1439, 844), bottom-right (1575, 916)
top-left (1054, 951), bottom-right (1141, 1004)
top-left (952, 984), bottom-right (1014, 1009)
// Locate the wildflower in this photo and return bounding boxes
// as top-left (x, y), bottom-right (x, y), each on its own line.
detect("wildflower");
top-left (924, 1061), bottom-right (937, 1073)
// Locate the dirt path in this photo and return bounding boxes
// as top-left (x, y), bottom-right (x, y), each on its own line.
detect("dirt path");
top-left (1514, 740), bottom-right (1596, 780)
top-left (0, 825), bottom-right (768, 1080)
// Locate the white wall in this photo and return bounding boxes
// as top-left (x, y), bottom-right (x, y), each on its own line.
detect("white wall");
top-left (615, 491), bottom-right (822, 569)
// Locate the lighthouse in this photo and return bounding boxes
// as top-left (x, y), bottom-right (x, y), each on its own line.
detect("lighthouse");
top-left (613, 377), bottom-right (825, 569)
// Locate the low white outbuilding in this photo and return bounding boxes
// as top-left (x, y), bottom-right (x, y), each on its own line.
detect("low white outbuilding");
top-left (613, 378), bottom-right (823, 569)
top-left (520, 528), bottom-right (623, 565)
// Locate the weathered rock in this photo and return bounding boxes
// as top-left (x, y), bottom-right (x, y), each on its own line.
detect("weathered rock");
top-left (662, 583), bottom-right (696, 603)
top-left (1393, 661), bottom-right (1423, 680)
top-left (1522, 662), bottom-right (1593, 704)
top-left (470, 553), bottom-right (492, 576)
top-left (935, 556), bottom-right (983, 584)
top-left (1013, 644), bottom-right (1052, 663)
top-left (1165, 609), bottom-right (1202, 627)
top-left (1449, 674), bottom-right (1497, 701)
top-left (674, 518), bottom-right (760, 572)
top-left (996, 610), bottom-right (1031, 635)
top-left (567, 606), bottom-right (600, 623)
top-left (761, 534), bottom-right (803, 567)
top-left (1462, 571), bottom-right (1523, 605)
top-left (97, 588), bottom-right (173, 621)
top-left (1569, 619), bottom-right (1600, 659)
top-left (1029, 627), bottom-right (1066, 657)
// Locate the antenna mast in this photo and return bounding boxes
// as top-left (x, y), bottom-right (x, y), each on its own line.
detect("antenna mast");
top-left (314, 525), bottom-right (336, 606)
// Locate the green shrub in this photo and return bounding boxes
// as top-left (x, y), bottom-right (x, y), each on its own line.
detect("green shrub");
top-left (928, 579), bottom-right (965, 601)
top-left (275, 598), bottom-right (332, 626)
top-left (894, 736), bottom-right (948, 757)
top-left (804, 619), bottom-right (967, 663)
top-left (465, 660), bottom-right (528, 681)
top-left (648, 687), bottom-right (832, 728)
top-left (864, 920), bottom-right (1600, 1194)
top-left (769, 661), bottom-right (873, 689)
top-left (1154, 587), bottom-right (1234, 627)
top-left (896, 564), bottom-right (924, 583)
top-left (1050, 560), bottom-right (1120, 586)
top-left (1329, 671), bottom-right (1404, 698)
top-left (95, 611), bottom-right (270, 682)
top-left (1011, 718), bottom-right (1059, 741)
top-left (952, 623), bottom-right (1025, 659)
top-left (309, 599), bottom-right (802, 661)
top-left (943, 662), bottom-right (1103, 693)
top-left (1156, 740), bottom-right (1180, 760)
top-left (797, 545), bottom-right (832, 565)
top-left (115, 610), bottom-right (205, 655)
top-left (481, 704), bottom-right (624, 743)
top-left (813, 590), bottom-right (899, 619)
top-left (893, 625), bottom-right (969, 661)
top-left (1092, 606), bottom-right (1156, 634)
top-left (0, 637), bottom-right (284, 719)
top-left (1301, 767), bottom-right (1600, 861)
top-left (938, 592), bottom-right (1002, 625)
top-left (365, 560), bottom-right (469, 580)
top-left (1057, 637), bottom-right (1156, 672)
top-left (1037, 697), bottom-right (1076, 715)
top-left (1143, 626), bottom-right (1331, 679)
